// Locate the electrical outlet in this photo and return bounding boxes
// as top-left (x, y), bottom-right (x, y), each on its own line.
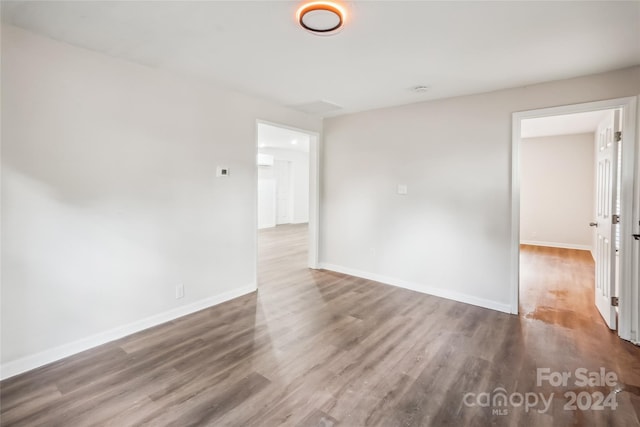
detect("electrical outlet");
top-left (176, 283), bottom-right (184, 299)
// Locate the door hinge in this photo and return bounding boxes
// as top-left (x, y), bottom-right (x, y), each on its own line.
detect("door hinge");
top-left (612, 215), bottom-right (620, 225)
top-left (611, 297), bottom-right (619, 307)
top-left (614, 131), bottom-right (622, 142)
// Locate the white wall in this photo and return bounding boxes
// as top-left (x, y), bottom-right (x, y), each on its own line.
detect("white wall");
top-left (257, 147), bottom-right (309, 225)
top-left (520, 133), bottom-right (595, 250)
top-left (321, 66), bottom-right (640, 313)
top-left (0, 26), bottom-right (321, 377)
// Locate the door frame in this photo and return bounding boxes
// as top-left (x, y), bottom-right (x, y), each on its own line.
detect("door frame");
top-left (510, 96), bottom-right (638, 343)
top-left (255, 120), bottom-right (321, 270)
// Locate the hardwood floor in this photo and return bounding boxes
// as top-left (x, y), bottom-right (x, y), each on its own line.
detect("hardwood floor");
top-left (519, 245), bottom-right (606, 331)
top-left (1, 229), bottom-right (639, 426)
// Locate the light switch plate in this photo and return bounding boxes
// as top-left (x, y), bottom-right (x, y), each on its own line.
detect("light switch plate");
top-left (397, 184), bottom-right (408, 195)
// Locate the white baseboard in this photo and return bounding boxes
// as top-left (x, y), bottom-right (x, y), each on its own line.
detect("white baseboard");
top-left (520, 240), bottom-right (592, 251)
top-left (0, 283), bottom-right (257, 380)
top-left (318, 263), bottom-right (511, 314)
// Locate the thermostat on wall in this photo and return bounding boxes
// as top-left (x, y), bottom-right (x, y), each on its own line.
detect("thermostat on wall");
top-left (216, 166), bottom-right (230, 177)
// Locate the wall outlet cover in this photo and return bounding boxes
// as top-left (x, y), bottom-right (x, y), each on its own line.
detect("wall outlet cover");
top-left (176, 283), bottom-right (185, 299)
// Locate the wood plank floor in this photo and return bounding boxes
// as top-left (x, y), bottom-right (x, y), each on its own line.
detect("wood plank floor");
top-left (1, 229), bottom-right (639, 426)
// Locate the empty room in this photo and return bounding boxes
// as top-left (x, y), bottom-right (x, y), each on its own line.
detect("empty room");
top-left (1, 1), bottom-right (640, 426)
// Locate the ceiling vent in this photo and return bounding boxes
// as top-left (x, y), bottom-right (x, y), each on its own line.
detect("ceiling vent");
top-left (291, 100), bottom-right (342, 115)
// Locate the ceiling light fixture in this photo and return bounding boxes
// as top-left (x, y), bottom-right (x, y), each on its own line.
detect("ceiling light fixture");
top-left (296, 1), bottom-right (347, 35)
top-left (291, 139), bottom-right (298, 145)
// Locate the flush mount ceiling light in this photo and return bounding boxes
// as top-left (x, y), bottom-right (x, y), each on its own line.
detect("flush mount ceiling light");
top-left (297, 1), bottom-right (347, 35)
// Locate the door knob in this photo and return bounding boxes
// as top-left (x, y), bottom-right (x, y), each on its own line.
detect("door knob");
top-left (589, 222), bottom-right (598, 227)
top-left (633, 234), bottom-right (640, 241)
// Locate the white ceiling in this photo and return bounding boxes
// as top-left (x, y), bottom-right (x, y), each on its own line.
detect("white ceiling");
top-left (258, 123), bottom-right (310, 152)
top-left (2, 1), bottom-right (639, 117)
top-left (521, 110), bottom-right (612, 139)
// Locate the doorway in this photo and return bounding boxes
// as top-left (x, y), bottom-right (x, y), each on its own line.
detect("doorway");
top-left (518, 109), bottom-right (618, 333)
top-left (255, 121), bottom-right (320, 273)
top-left (511, 97), bottom-right (639, 343)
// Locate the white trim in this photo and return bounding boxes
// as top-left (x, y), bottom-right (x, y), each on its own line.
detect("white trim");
top-left (511, 113), bottom-right (522, 315)
top-left (255, 120), bottom-right (321, 270)
top-left (0, 283), bottom-right (257, 380)
top-left (519, 240), bottom-right (593, 251)
top-left (319, 263), bottom-right (511, 314)
top-left (634, 92), bottom-right (640, 346)
top-left (308, 133), bottom-right (321, 269)
top-left (511, 96), bottom-right (638, 340)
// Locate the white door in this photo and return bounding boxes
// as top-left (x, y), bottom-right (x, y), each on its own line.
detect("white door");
top-left (275, 160), bottom-right (292, 225)
top-left (593, 110), bottom-right (620, 330)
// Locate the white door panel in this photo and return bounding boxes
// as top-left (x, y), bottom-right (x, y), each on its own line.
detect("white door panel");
top-left (594, 110), bottom-right (619, 330)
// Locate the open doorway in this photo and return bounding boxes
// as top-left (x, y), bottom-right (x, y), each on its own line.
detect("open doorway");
top-left (255, 121), bottom-right (320, 281)
top-left (511, 97), bottom-right (639, 344)
top-left (518, 109), bottom-right (618, 332)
